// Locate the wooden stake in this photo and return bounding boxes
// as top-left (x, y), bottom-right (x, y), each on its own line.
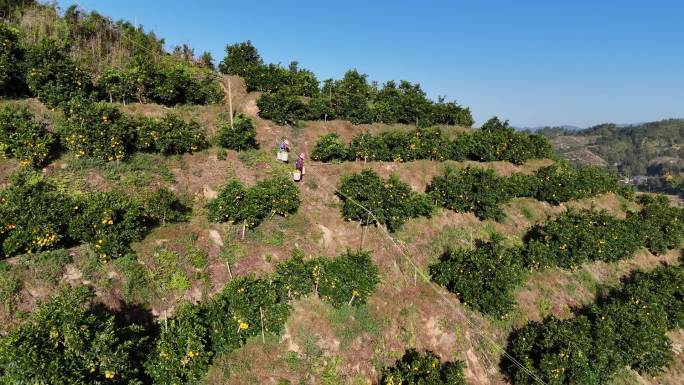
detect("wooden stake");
top-left (259, 307), bottom-right (266, 344)
top-left (359, 225), bottom-right (366, 251)
top-left (226, 262), bottom-right (233, 279)
top-left (164, 310), bottom-right (168, 332)
top-left (348, 294), bottom-right (355, 306)
top-left (242, 220), bottom-right (246, 240)
top-left (228, 80), bottom-right (234, 128)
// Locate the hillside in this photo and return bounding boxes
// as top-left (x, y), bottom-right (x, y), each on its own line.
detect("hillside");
top-left (1, 3), bottom-right (684, 385)
top-left (538, 119), bottom-right (684, 195)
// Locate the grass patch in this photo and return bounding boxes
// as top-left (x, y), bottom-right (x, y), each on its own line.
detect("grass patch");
top-left (329, 304), bottom-right (381, 347)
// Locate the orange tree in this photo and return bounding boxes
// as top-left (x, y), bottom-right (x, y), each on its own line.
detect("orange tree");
top-left (337, 169), bottom-right (434, 232)
top-left (215, 113), bottom-right (258, 151)
top-left (504, 264), bottom-right (684, 385)
top-left (0, 105), bottom-right (56, 167)
top-left (206, 177), bottom-right (300, 228)
top-left (380, 349), bottom-right (467, 385)
top-left (24, 39), bottom-right (93, 108)
top-left (0, 286), bottom-right (150, 385)
top-left (0, 24), bottom-right (27, 97)
top-left (0, 171), bottom-right (74, 258)
top-left (430, 236), bottom-right (526, 317)
top-left (133, 114), bottom-right (207, 155)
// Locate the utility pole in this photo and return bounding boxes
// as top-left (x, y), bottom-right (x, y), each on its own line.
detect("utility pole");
top-left (228, 80), bottom-right (234, 128)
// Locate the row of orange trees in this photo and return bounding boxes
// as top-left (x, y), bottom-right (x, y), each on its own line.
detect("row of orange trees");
top-left (312, 118), bottom-right (552, 165)
top-left (0, 250), bottom-right (380, 384)
top-left (504, 262), bottom-right (684, 385)
top-left (430, 195), bottom-right (684, 318)
top-left (0, 101), bottom-right (258, 167)
top-left (0, 171), bottom-right (189, 260)
top-left (336, 163), bottom-right (625, 231)
top-left (218, 41), bottom-right (473, 127)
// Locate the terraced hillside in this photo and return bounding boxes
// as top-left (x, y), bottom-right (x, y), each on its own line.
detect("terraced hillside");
top-left (1, 3), bottom-right (683, 385)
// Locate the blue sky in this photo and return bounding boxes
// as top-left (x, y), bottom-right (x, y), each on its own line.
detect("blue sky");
top-left (56, 0), bottom-right (683, 128)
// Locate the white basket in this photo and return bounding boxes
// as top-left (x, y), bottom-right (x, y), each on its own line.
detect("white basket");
top-left (277, 151), bottom-right (289, 162)
top-left (293, 170), bottom-right (302, 181)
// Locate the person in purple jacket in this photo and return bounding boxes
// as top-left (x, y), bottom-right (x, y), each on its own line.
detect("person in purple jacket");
top-left (295, 153), bottom-right (305, 173)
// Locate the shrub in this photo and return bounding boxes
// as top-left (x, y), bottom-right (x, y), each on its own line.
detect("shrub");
top-left (311, 133), bottom-right (349, 162)
top-left (533, 163), bottom-right (620, 204)
top-left (629, 195), bottom-right (684, 254)
top-left (69, 190), bottom-right (151, 260)
top-left (204, 275), bottom-right (292, 354)
top-left (143, 188), bottom-right (191, 225)
top-left (0, 105), bottom-right (55, 167)
top-left (256, 91), bottom-right (307, 126)
top-left (0, 286), bottom-right (149, 384)
top-left (523, 209), bottom-right (642, 269)
top-left (24, 39), bottom-right (93, 108)
top-left (215, 113), bottom-right (258, 151)
top-left (0, 171), bottom-right (74, 258)
top-left (134, 114), bottom-right (207, 155)
top-left (504, 265), bottom-right (684, 385)
top-left (313, 124), bottom-right (550, 164)
top-left (0, 24), bottom-right (27, 97)
top-left (430, 236), bottom-right (526, 317)
top-left (59, 97), bottom-right (135, 161)
top-left (124, 55), bottom-right (224, 106)
top-left (380, 349), bottom-right (467, 385)
top-left (0, 261), bottom-right (21, 312)
top-left (96, 67), bottom-right (137, 104)
top-left (337, 169), bottom-right (434, 231)
top-left (146, 304), bottom-right (211, 385)
top-left (427, 166), bottom-right (512, 221)
top-left (218, 41), bottom-right (263, 81)
top-left (317, 250), bottom-right (380, 307)
top-left (206, 177), bottom-right (300, 228)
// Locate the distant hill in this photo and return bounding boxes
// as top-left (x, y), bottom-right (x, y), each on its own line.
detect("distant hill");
top-left (537, 119), bottom-right (684, 194)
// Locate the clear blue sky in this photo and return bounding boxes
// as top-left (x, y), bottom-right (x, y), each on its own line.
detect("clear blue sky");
top-left (56, 0), bottom-right (683, 128)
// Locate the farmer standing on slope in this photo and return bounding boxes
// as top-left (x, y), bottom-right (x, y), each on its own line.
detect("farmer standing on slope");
top-left (294, 153), bottom-right (305, 181)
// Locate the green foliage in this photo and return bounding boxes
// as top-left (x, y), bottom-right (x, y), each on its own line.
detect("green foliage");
top-left (427, 164), bottom-right (621, 221)
top-left (0, 105), bottom-right (55, 167)
top-left (430, 236), bottom-right (526, 317)
top-left (0, 286), bottom-right (149, 385)
top-left (317, 250), bottom-right (380, 307)
top-left (206, 177), bottom-right (300, 228)
top-left (96, 67), bottom-right (136, 104)
top-left (337, 169), bottom-right (434, 232)
top-left (311, 133), bottom-right (350, 162)
top-left (470, 117), bottom-right (552, 164)
top-left (0, 171), bottom-right (74, 258)
top-left (427, 167), bottom-right (512, 221)
top-left (215, 113), bottom-right (258, 151)
top-left (69, 190), bottom-right (150, 260)
top-left (24, 39), bottom-right (93, 108)
top-left (256, 91), bottom-right (307, 126)
top-left (0, 24), bottom-right (27, 96)
top-left (524, 209), bottom-right (642, 269)
top-left (314, 124), bottom-right (550, 164)
top-left (534, 163), bottom-right (620, 204)
top-left (59, 98), bottom-right (208, 160)
top-left (133, 114), bottom-right (207, 155)
top-left (146, 304), bottom-right (211, 385)
top-left (143, 188), bottom-right (191, 226)
top-left (630, 195), bottom-right (684, 254)
top-left (432, 197), bottom-right (684, 319)
top-left (0, 261), bottom-right (21, 311)
top-left (380, 349), bottom-right (467, 385)
top-left (59, 97), bottom-right (135, 161)
top-left (204, 275), bottom-right (292, 354)
top-left (218, 41), bottom-right (263, 81)
top-left (504, 264), bottom-right (684, 385)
